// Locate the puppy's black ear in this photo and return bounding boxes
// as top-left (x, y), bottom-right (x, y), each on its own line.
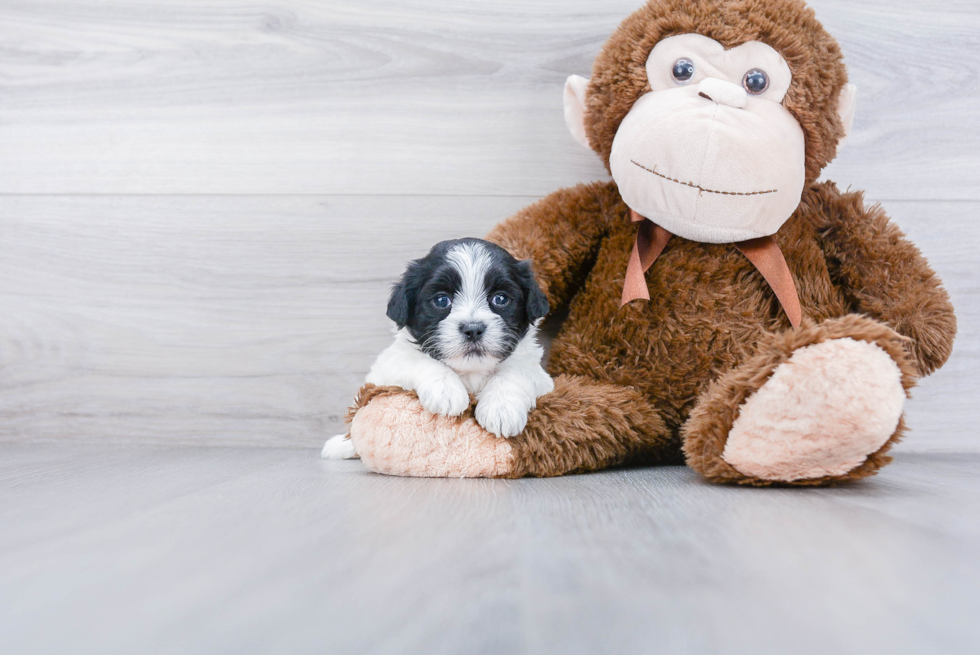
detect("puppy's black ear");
top-left (386, 281), bottom-right (410, 328)
top-left (386, 259), bottom-right (425, 328)
top-left (517, 260), bottom-right (549, 321)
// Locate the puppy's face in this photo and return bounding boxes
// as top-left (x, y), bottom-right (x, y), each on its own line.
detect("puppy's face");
top-left (387, 239), bottom-right (549, 371)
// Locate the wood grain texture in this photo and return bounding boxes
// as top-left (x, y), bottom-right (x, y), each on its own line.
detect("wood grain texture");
top-left (0, 195), bottom-right (526, 446)
top-left (1, 445), bottom-right (978, 654)
top-left (0, 1), bottom-right (976, 450)
top-left (0, 0), bottom-right (978, 198)
top-left (0, 195), bottom-right (974, 450)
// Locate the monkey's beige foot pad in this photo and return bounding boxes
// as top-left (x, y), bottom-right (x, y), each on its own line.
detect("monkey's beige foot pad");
top-left (348, 387), bottom-right (514, 478)
top-left (722, 338), bottom-right (907, 482)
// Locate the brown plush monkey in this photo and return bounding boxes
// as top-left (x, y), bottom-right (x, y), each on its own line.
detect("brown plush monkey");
top-left (346, 0), bottom-right (956, 485)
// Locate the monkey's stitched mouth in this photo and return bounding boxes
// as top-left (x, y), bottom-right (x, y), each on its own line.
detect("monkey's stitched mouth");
top-left (631, 160), bottom-right (777, 197)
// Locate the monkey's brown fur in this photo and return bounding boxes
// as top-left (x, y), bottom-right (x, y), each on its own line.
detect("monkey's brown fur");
top-left (349, 0), bottom-right (956, 485)
top-left (483, 177), bottom-right (953, 483)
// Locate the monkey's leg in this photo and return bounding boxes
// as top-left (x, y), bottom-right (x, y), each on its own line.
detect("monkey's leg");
top-left (346, 375), bottom-right (671, 478)
top-left (682, 315), bottom-right (917, 486)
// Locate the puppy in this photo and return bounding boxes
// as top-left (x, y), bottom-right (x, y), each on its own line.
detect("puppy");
top-left (322, 238), bottom-right (554, 459)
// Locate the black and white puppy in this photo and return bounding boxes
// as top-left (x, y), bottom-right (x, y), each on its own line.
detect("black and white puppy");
top-left (322, 238), bottom-right (554, 459)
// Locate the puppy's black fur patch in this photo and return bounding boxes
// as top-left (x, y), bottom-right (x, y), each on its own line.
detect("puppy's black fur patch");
top-left (387, 238), bottom-right (549, 361)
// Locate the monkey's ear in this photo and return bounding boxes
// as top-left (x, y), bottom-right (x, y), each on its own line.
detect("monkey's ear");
top-left (836, 83), bottom-right (858, 149)
top-left (563, 74), bottom-right (591, 149)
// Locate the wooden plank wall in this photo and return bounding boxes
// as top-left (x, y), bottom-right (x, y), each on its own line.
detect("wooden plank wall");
top-left (0, 0), bottom-right (976, 450)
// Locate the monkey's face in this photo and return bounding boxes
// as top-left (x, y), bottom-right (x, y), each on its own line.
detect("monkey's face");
top-left (565, 30), bottom-right (856, 244)
top-left (609, 34), bottom-right (804, 243)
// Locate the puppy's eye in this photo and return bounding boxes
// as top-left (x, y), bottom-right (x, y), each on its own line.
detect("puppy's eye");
top-left (490, 293), bottom-right (510, 307)
top-left (671, 58), bottom-right (695, 84)
top-left (432, 293), bottom-right (451, 309)
top-left (743, 69), bottom-right (769, 95)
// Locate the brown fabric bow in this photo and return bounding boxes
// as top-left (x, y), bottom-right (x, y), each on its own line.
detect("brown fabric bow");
top-left (621, 210), bottom-right (802, 328)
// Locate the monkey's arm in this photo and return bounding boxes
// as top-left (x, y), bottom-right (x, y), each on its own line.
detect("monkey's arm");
top-left (486, 180), bottom-right (618, 309)
top-left (810, 182), bottom-right (956, 376)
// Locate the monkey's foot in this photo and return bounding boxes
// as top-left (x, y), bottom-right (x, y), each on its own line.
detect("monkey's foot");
top-left (683, 315), bottom-right (916, 486)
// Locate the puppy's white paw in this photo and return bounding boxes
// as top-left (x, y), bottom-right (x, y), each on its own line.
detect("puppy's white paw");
top-left (474, 392), bottom-right (531, 438)
top-left (321, 434), bottom-right (358, 459)
top-left (416, 372), bottom-right (470, 417)
top-left (532, 367), bottom-right (555, 398)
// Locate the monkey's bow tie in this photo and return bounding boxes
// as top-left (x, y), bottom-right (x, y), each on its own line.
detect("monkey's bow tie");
top-left (621, 209), bottom-right (802, 328)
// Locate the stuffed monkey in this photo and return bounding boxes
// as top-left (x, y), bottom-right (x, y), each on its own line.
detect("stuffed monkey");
top-left (346, 0), bottom-right (956, 485)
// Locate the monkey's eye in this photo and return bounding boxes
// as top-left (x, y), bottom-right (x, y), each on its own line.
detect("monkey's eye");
top-left (743, 69), bottom-right (770, 95)
top-left (671, 58), bottom-right (695, 84)
top-left (432, 293), bottom-right (452, 309)
top-left (490, 293), bottom-right (510, 308)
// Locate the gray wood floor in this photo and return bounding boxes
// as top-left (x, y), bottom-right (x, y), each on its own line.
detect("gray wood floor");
top-left (1, 445), bottom-right (978, 654)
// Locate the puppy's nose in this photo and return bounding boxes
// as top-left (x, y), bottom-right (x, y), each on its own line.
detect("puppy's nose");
top-left (697, 78), bottom-right (747, 109)
top-left (460, 322), bottom-right (487, 342)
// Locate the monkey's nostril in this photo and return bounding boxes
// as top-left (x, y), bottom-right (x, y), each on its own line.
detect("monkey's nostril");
top-left (696, 78), bottom-right (747, 109)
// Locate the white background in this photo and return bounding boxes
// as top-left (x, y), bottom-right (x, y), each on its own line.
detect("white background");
top-left (0, 0), bottom-right (976, 450)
